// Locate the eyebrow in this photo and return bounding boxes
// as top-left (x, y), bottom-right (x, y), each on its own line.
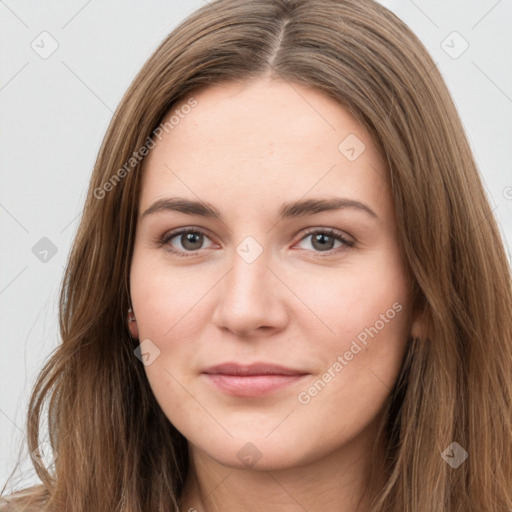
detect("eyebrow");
top-left (141, 196), bottom-right (378, 221)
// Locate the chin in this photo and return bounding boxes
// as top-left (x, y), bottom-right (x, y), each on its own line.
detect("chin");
top-left (190, 433), bottom-right (313, 472)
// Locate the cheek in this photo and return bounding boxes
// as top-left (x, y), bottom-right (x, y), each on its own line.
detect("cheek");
top-left (294, 252), bottom-right (411, 400)
top-left (130, 251), bottom-right (213, 341)
top-left (130, 253), bottom-right (203, 426)
top-left (292, 296), bottom-right (409, 449)
top-left (294, 255), bottom-right (410, 345)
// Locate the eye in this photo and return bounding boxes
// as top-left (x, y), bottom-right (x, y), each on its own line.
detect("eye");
top-left (295, 228), bottom-right (355, 255)
top-left (158, 228), bottom-right (215, 257)
top-left (156, 227), bottom-right (355, 258)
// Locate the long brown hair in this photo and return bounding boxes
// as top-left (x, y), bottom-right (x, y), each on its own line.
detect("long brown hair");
top-left (2, 0), bottom-right (511, 510)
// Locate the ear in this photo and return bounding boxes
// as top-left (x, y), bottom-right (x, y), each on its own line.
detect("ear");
top-left (409, 315), bottom-right (423, 340)
top-left (409, 299), bottom-right (427, 340)
top-left (128, 308), bottom-right (139, 339)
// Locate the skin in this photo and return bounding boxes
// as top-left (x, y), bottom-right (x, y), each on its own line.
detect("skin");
top-left (129, 78), bottom-right (422, 512)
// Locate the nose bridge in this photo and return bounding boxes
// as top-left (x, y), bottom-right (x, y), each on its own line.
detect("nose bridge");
top-left (225, 239), bottom-right (272, 308)
top-left (212, 234), bottom-right (287, 334)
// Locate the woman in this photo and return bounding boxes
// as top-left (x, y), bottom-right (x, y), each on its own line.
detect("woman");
top-left (2, 0), bottom-right (511, 510)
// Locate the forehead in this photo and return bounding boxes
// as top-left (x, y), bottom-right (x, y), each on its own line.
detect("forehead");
top-left (158, 79), bottom-right (375, 156)
top-left (139, 79), bottom-right (390, 216)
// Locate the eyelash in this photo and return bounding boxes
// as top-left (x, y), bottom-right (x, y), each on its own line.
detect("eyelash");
top-left (155, 227), bottom-right (355, 259)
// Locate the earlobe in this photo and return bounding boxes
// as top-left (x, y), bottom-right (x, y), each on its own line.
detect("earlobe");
top-left (407, 290), bottom-right (428, 341)
top-left (128, 307), bottom-right (139, 339)
top-left (409, 320), bottom-right (422, 340)
top-left (409, 307), bottom-right (426, 341)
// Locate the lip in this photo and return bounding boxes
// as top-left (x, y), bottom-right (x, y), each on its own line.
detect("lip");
top-left (202, 362), bottom-right (309, 397)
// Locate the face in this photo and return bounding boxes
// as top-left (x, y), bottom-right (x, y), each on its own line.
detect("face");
top-left (129, 78), bottom-right (414, 471)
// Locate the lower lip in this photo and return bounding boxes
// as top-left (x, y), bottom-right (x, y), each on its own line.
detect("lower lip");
top-left (203, 373), bottom-right (307, 397)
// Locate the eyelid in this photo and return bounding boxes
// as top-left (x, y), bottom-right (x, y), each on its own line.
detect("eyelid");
top-left (298, 227), bottom-right (355, 245)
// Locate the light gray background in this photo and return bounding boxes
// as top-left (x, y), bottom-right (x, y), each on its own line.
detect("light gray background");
top-left (1, 0), bottom-right (511, 492)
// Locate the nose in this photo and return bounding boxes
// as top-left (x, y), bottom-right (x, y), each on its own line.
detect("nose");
top-left (211, 246), bottom-right (289, 337)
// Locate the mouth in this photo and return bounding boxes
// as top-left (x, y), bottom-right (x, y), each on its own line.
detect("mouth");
top-left (201, 362), bottom-right (309, 397)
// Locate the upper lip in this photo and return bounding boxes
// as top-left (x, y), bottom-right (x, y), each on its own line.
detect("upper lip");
top-left (202, 362), bottom-right (308, 376)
